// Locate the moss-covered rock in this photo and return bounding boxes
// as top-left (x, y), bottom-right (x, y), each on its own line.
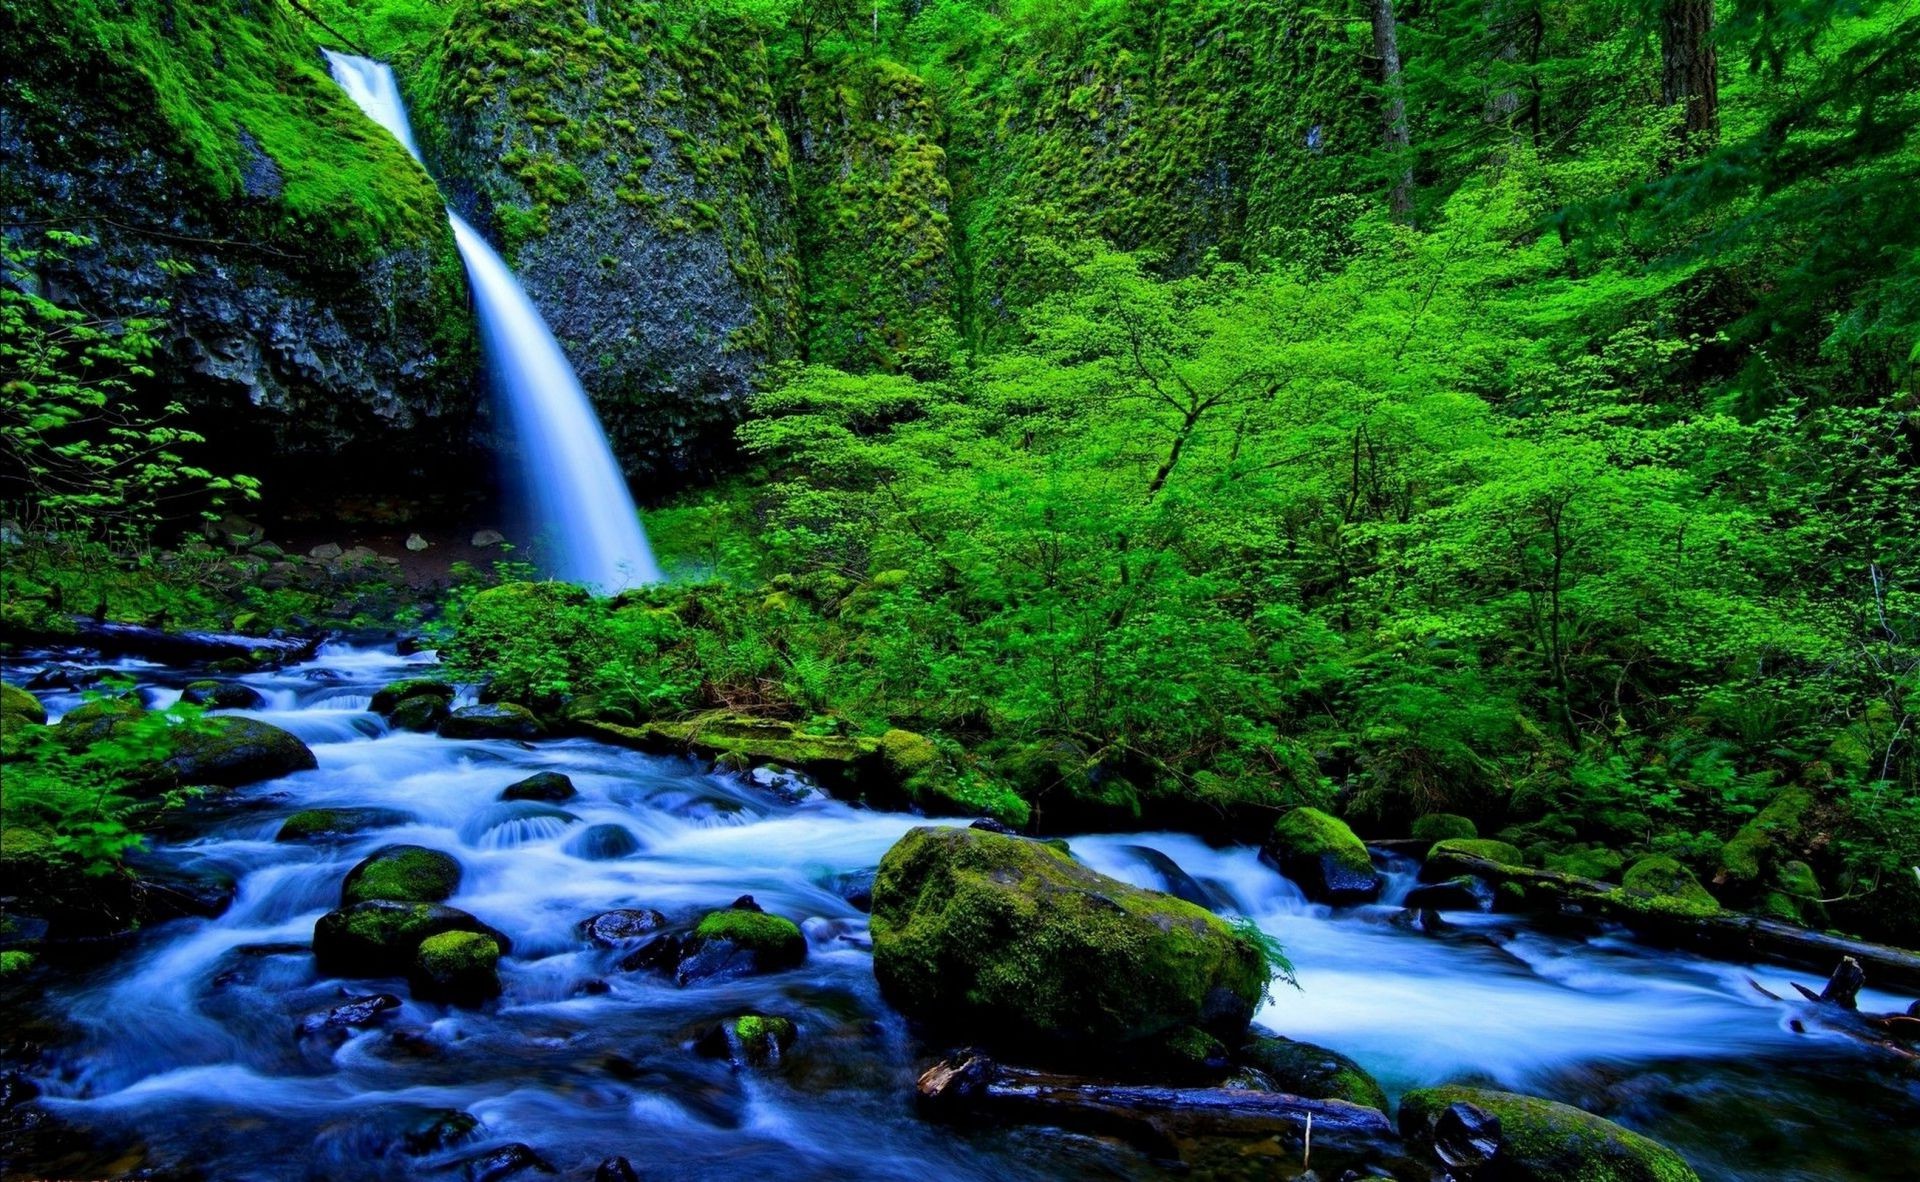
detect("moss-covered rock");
top-left (1398, 1085), bottom-right (1700, 1182)
top-left (370, 678), bottom-right (455, 716)
top-left (1236, 1034), bottom-right (1388, 1112)
top-left (388, 695), bottom-right (451, 732)
top-left (276, 807), bottom-right (410, 842)
top-left (1411, 813), bottom-right (1477, 842)
top-left (1758, 859), bottom-right (1827, 925)
top-left (163, 716), bottom-right (317, 787)
top-left (1544, 846), bottom-right (1626, 881)
top-left (342, 845), bottom-right (463, 906)
top-left (878, 728), bottom-right (1030, 828)
top-left (674, 906), bottom-right (807, 985)
top-left (439, 703), bottom-right (544, 740)
top-left (500, 771), bottom-right (577, 802)
top-left (697, 1013), bottom-right (798, 1068)
top-left (180, 680), bottom-right (266, 710)
top-left (1716, 787), bottom-right (1812, 897)
top-left (410, 930), bottom-right (501, 1003)
top-left (870, 825), bottom-right (1269, 1060)
top-left (1263, 807), bottom-right (1381, 904)
top-left (1423, 838), bottom-right (1527, 883)
top-left (0, 682), bottom-right (46, 732)
top-left (313, 900), bottom-right (511, 978)
top-left (1620, 855), bottom-right (1719, 917)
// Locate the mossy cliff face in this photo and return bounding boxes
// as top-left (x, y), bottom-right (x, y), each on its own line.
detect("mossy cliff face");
top-left (869, 825), bottom-right (1269, 1059)
top-left (419, 0), bottom-right (802, 481)
top-left (0, 0), bottom-right (478, 490)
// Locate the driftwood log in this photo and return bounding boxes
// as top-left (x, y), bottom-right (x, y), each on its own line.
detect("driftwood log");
top-left (1748, 957), bottom-right (1918, 1067)
top-left (1426, 850), bottom-right (1920, 992)
top-left (917, 1051), bottom-right (1397, 1163)
top-left (54, 619), bottom-right (321, 666)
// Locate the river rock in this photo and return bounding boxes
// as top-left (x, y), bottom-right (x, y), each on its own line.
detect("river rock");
top-left (674, 906), bottom-right (807, 985)
top-left (695, 1013), bottom-right (797, 1068)
top-left (440, 703), bottom-right (544, 740)
top-left (582, 909), bottom-right (667, 947)
top-left (163, 716), bottom-right (317, 787)
top-left (310, 542), bottom-right (344, 561)
top-left (1411, 813), bottom-right (1478, 841)
top-left (871, 826), bottom-right (1270, 1060)
top-left (616, 933), bottom-right (684, 974)
top-left (341, 845), bottom-right (463, 905)
top-left (500, 771), bottom-right (576, 802)
top-left (1621, 855), bottom-right (1718, 914)
top-left (471, 530), bottom-right (506, 548)
top-left (389, 696), bottom-right (451, 732)
top-left (405, 532), bottom-right (430, 551)
top-left (0, 682), bottom-right (46, 732)
top-left (180, 680), bottom-right (266, 710)
top-left (1235, 1034), bottom-right (1387, 1111)
top-left (277, 807), bottom-right (410, 842)
top-left (566, 823), bottom-right (642, 861)
top-left (296, 992), bottom-right (402, 1038)
top-left (370, 678), bottom-right (455, 715)
top-left (1399, 1086), bottom-right (1701, 1181)
top-left (594, 1158), bottom-right (640, 1182)
top-left (1403, 876), bottom-right (1486, 912)
top-left (403, 1109), bottom-right (480, 1155)
top-left (454, 1142), bottom-right (552, 1182)
top-left (313, 900), bottom-right (512, 977)
top-left (1261, 807), bottom-right (1382, 904)
top-left (410, 930), bottom-right (501, 1004)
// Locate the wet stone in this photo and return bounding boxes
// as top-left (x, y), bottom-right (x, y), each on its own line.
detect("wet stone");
top-left (296, 992), bottom-right (401, 1038)
top-left (582, 909), bottom-right (668, 947)
top-left (457, 1142), bottom-right (554, 1182)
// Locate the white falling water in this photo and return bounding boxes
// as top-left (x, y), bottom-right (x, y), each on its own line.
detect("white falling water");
top-left (325, 51), bottom-right (661, 592)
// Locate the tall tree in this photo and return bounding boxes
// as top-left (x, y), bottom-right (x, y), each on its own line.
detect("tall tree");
top-left (1372, 0), bottom-right (1414, 216)
top-left (1661, 0), bottom-right (1718, 141)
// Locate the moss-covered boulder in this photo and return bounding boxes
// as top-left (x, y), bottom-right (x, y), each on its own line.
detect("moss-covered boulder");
top-left (877, 728), bottom-right (1029, 827)
top-left (1, 682), bottom-right (48, 730)
top-left (313, 900), bottom-right (511, 977)
top-left (439, 703), bottom-right (544, 741)
top-left (1716, 787), bottom-right (1812, 897)
top-left (675, 906), bottom-right (808, 986)
top-left (276, 807), bottom-right (410, 842)
top-left (566, 824), bottom-right (643, 861)
top-left (1411, 813), bottom-right (1477, 842)
top-left (370, 678), bottom-right (455, 716)
top-left (1399, 1086), bottom-right (1700, 1181)
top-left (180, 680), bottom-right (266, 710)
top-left (410, 930), bottom-right (501, 1003)
top-left (341, 845), bottom-right (463, 906)
top-left (1422, 838), bottom-right (1527, 882)
top-left (870, 826), bottom-right (1269, 1059)
top-left (1236, 1034), bottom-right (1388, 1112)
top-left (501, 771), bottom-right (577, 802)
top-left (1263, 808), bottom-right (1381, 904)
top-left (1544, 846), bottom-right (1625, 881)
top-left (696, 1013), bottom-right (798, 1068)
top-left (163, 716), bottom-right (316, 787)
top-left (1620, 855), bottom-right (1719, 916)
top-left (387, 696), bottom-right (451, 732)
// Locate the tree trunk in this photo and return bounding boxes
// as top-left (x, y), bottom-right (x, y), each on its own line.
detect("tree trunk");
top-left (1661, 0), bottom-right (1718, 143)
top-left (1372, 0), bottom-right (1413, 217)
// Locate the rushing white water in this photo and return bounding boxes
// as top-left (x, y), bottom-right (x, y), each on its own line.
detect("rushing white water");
top-left (324, 52), bottom-right (661, 593)
top-left (8, 645), bottom-right (1920, 1181)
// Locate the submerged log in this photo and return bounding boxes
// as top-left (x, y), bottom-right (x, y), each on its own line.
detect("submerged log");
top-left (55, 619), bottom-right (321, 666)
top-left (916, 1051), bottom-right (1396, 1160)
top-left (1430, 852), bottom-right (1920, 991)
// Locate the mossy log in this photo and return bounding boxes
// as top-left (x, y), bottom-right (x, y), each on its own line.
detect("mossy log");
top-left (916, 1052), bottom-right (1397, 1157)
top-left (59, 619), bottom-right (319, 665)
top-left (1436, 852), bottom-right (1920, 990)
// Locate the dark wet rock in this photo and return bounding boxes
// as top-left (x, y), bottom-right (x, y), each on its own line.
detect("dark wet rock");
top-left (313, 900), bottom-right (512, 977)
top-left (341, 845), bottom-right (462, 906)
top-left (695, 1013), bottom-right (797, 1068)
top-left (296, 993), bottom-right (402, 1038)
top-left (617, 933), bottom-right (684, 975)
top-left (575, 978), bottom-right (612, 997)
top-left (969, 817), bottom-right (1018, 836)
top-left (582, 909), bottom-right (668, 947)
top-left (1403, 876), bottom-right (1486, 913)
top-left (276, 807), bottom-right (411, 842)
top-left (1262, 807), bottom-right (1382, 905)
top-left (675, 907), bottom-right (807, 986)
top-left (500, 771), bottom-right (577, 802)
top-left (179, 680), bottom-right (266, 710)
top-left (825, 869), bottom-right (876, 912)
top-left (163, 716), bottom-right (317, 788)
top-left (456, 1142), bottom-right (554, 1182)
top-left (403, 1109), bottom-right (480, 1155)
top-left (566, 823), bottom-right (642, 861)
top-left (727, 894), bottom-right (764, 913)
top-left (370, 678), bottom-right (455, 715)
top-left (594, 1157), bottom-right (640, 1182)
top-left (1399, 1085), bottom-right (1701, 1182)
top-left (410, 930), bottom-right (502, 1004)
top-left (871, 826), bottom-right (1270, 1061)
top-left (24, 665), bottom-right (107, 692)
top-left (440, 703), bottom-right (544, 740)
top-left (1123, 844), bottom-right (1228, 911)
top-left (388, 696), bottom-right (452, 732)
top-left (1235, 1034), bottom-right (1388, 1112)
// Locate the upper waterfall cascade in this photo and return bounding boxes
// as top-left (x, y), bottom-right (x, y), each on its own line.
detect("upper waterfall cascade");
top-left (325, 51), bottom-right (662, 592)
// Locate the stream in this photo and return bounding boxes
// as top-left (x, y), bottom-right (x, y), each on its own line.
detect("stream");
top-left (4, 643), bottom-right (1917, 1181)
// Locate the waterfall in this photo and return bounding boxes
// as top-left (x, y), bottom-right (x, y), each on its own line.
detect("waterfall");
top-left (324, 51), bottom-right (661, 592)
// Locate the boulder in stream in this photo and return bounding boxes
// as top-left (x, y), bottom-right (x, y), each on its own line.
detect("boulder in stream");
top-left (566, 823), bottom-right (643, 861)
top-left (296, 992), bottom-right (402, 1038)
top-left (313, 900), bottom-right (511, 977)
top-left (276, 808), bottom-right (411, 842)
top-left (581, 909), bottom-right (668, 947)
top-left (1398, 1085), bottom-right (1701, 1181)
top-left (1, 682), bottom-right (48, 730)
top-left (871, 826), bottom-right (1270, 1062)
top-left (695, 1013), bottom-right (798, 1068)
top-left (410, 930), bottom-right (502, 1004)
top-left (453, 1142), bottom-right (553, 1182)
top-left (500, 771), bottom-right (576, 802)
top-left (180, 680), bottom-right (267, 710)
top-left (440, 703), bottom-right (544, 741)
top-left (388, 695), bottom-right (451, 732)
top-left (675, 906), bottom-right (808, 985)
top-left (1261, 807), bottom-right (1382, 904)
top-left (1234, 1034), bottom-right (1388, 1112)
top-left (341, 845), bottom-right (463, 905)
top-left (163, 716), bottom-right (317, 787)
top-left (370, 678), bottom-right (455, 716)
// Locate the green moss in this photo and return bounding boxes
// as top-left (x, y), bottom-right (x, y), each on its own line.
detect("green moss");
top-left (1412, 813), bottom-right (1477, 841)
top-left (1429, 838), bottom-right (1527, 867)
top-left (1238, 1035), bottom-right (1387, 1111)
top-left (1621, 855), bottom-right (1717, 910)
top-left (342, 845), bottom-right (462, 905)
top-left (0, 950), bottom-right (35, 974)
top-left (415, 929), bottom-right (499, 974)
top-left (1268, 807), bottom-right (1372, 876)
top-left (1545, 846), bottom-right (1626, 881)
top-left (869, 825), bottom-right (1269, 1056)
top-left (0, 683), bottom-right (47, 728)
top-left (1717, 787), bottom-right (1812, 891)
top-left (694, 909), bottom-right (805, 957)
top-left (278, 809), bottom-right (352, 841)
top-left (370, 678), bottom-right (455, 715)
top-left (1399, 1086), bottom-right (1701, 1182)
